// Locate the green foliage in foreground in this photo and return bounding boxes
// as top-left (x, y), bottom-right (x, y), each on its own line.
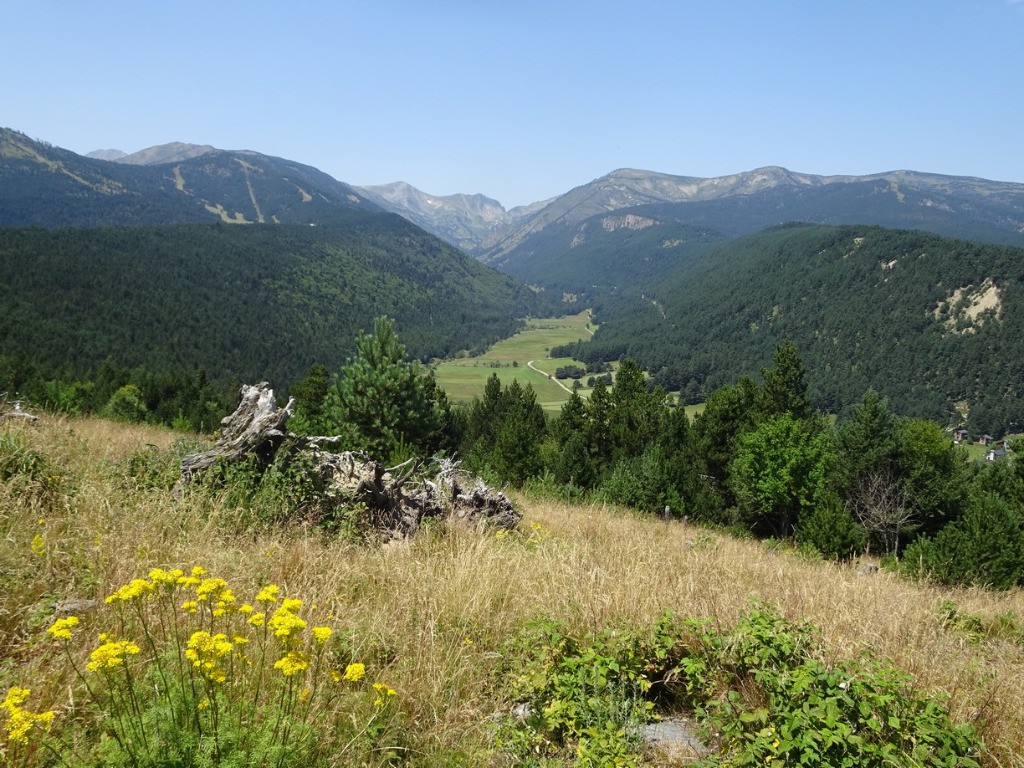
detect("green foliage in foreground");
top-left (497, 605), bottom-right (980, 768)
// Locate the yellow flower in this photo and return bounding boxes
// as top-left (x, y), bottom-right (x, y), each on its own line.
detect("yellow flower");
top-left (372, 682), bottom-right (397, 707)
top-left (330, 669), bottom-right (342, 682)
top-left (342, 662), bottom-right (366, 682)
top-left (105, 578), bottom-right (154, 604)
top-left (86, 639), bottom-right (141, 671)
top-left (191, 566), bottom-right (207, 577)
top-left (255, 584), bottom-right (279, 603)
top-left (299, 687), bottom-right (312, 703)
top-left (185, 631), bottom-right (234, 683)
top-left (274, 650), bottom-right (310, 677)
top-left (31, 534), bottom-right (45, 557)
top-left (268, 607), bottom-right (306, 640)
top-left (181, 600), bottom-right (199, 614)
top-left (177, 575), bottom-right (200, 589)
top-left (238, 603), bottom-right (254, 615)
top-left (281, 597), bottom-right (303, 613)
top-left (197, 699), bottom-right (210, 711)
top-left (312, 626), bottom-right (333, 645)
top-left (148, 568), bottom-right (184, 587)
top-left (2, 687), bottom-right (30, 710)
top-left (196, 577), bottom-right (228, 602)
top-left (47, 615), bottom-right (79, 641)
top-left (1, 687), bottom-right (55, 745)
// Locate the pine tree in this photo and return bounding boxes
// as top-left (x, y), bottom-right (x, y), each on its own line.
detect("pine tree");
top-left (757, 340), bottom-right (811, 421)
top-left (323, 317), bottom-right (442, 461)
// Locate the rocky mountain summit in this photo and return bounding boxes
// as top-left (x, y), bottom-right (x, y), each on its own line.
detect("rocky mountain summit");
top-left (357, 181), bottom-right (549, 255)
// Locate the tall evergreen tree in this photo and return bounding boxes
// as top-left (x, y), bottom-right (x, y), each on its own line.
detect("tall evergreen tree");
top-left (609, 359), bottom-right (665, 462)
top-left (491, 379), bottom-right (546, 486)
top-left (757, 340), bottom-right (811, 421)
top-left (322, 317), bottom-right (443, 460)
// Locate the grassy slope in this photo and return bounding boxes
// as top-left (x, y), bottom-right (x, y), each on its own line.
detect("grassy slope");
top-left (432, 310), bottom-right (597, 411)
top-left (3, 416), bottom-right (1024, 765)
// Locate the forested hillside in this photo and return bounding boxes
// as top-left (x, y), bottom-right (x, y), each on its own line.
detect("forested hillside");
top-left (555, 224), bottom-right (1024, 434)
top-left (0, 217), bottom-right (543, 410)
top-left (493, 214), bottom-right (727, 292)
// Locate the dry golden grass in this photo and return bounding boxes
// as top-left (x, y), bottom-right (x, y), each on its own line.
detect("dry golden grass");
top-left (3, 415), bottom-right (1024, 765)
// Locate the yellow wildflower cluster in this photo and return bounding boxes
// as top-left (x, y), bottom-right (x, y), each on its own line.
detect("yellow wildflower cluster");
top-left (17, 566), bottom-right (401, 761)
top-left (372, 682), bottom-right (398, 707)
top-left (312, 626), bottom-right (333, 645)
top-left (148, 567), bottom-right (185, 588)
top-left (268, 603), bottom-right (307, 642)
top-left (343, 662), bottom-right (365, 682)
top-left (2, 687), bottom-right (54, 745)
top-left (195, 577), bottom-right (229, 602)
top-left (273, 650), bottom-right (311, 677)
top-left (255, 584), bottom-right (279, 603)
top-left (86, 638), bottom-right (141, 672)
top-left (46, 615), bottom-right (79, 641)
top-left (105, 578), bottom-right (155, 604)
top-left (185, 631), bottom-right (235, 684)
top-left (94, 569), bottom-right (346, 689)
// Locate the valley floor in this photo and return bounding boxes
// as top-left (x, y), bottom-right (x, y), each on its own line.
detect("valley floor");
top-left (432, 310), bottom-right (596, 410)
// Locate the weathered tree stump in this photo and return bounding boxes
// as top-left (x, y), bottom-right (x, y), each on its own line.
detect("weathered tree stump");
top-left (175, 382), bottom-right (521, 538)
top-left (174, 382), bottom-right (293, 494)
top-left (0, 402), bottom-right (39, 424)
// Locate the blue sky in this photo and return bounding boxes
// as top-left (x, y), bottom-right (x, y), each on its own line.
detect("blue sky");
top-left (3, 1), bottom-right (1022, 207)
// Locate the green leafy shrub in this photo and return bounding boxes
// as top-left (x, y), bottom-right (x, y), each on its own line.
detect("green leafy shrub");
top-left (901, 494), bottom-right (1024, 590)
top-left (795, 496), bottom-right (867, 560)
top-left (497, 605), bottom-right (981, 768)
top-left (117, 438), bottom-right (210, 491)
top-left (701, 605), bottom-right (980, 768)
top-left (102, 384), bottom-right (149, 423)
top-left (203, 448), bottom-right (333, 529)
top-left (497, 613), bottom-right (699, 767)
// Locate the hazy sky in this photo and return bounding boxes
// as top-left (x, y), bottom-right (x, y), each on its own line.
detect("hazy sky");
top-left (4, 1), bottom-right (1022, 207)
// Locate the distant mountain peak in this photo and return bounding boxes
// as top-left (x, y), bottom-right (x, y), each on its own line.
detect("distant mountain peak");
top-left (115, 142), bottom-right (217, 166)
top-left (357, 181), bottom-right (542, 254)
top-left (86, 148), bottom-right (127, 161)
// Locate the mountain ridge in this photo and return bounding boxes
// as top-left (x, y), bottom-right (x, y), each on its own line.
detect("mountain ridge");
top-left (10, 127), bottom-right (1024, 261)
top-left (0, 127), bottom-right (378, 228)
